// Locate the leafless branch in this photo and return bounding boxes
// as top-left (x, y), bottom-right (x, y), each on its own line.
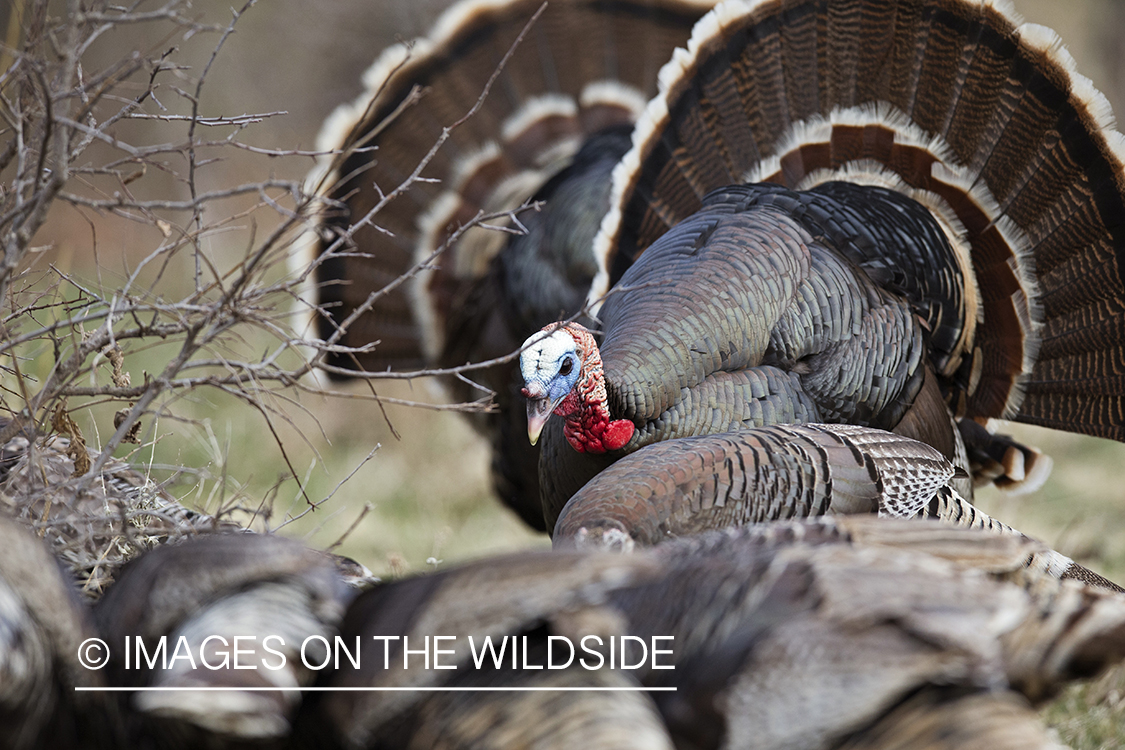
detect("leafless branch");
top-left (0, 0), bottom-right (553, 576)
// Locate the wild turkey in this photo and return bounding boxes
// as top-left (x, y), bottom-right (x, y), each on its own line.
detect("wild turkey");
top-left (307, 0), bottom-right (720, 530)
top-left (306, 516), bottom-right (1125, 749)
top-left (92, 532), bottom-right (364, 747)
top-left (520, 0), bottom-right (1125, 528)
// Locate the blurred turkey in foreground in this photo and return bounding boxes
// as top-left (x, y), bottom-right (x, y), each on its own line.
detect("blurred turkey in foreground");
top-left (94, 533), bottom-right (362, 747)
top-left (307, 0), bottom-right (720, 530)
top-left (0, 519), bottom-right (373, 749)
top-left (521, 0), bottom-right (1125, 525)
top-left (0, 516), bottom-right (118, 749)
top-left (9, 515), bottom-right (1125, 748)
top-left (308, 517), bottom-right (1125, 749)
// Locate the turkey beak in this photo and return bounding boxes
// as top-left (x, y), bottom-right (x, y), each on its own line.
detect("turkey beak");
top-left (526, 395), bottom-right (562, 446)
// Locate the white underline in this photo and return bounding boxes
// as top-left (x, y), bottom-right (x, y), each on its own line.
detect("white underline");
top-left (75, 686), bottom-right (678, 692)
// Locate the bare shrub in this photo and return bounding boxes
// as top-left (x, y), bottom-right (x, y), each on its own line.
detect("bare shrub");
top-left (0, 0), bottom-right (539, 590)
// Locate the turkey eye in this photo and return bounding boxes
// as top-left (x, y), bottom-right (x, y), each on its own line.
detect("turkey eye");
top-left (559, 358), bottom-right (574, 376)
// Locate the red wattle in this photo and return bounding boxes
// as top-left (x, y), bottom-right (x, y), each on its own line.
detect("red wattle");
top-left (562, 410), bottom-right (634, 454)
top-left (602, 419), bottom-right (635, 450)
top-left (538, 323), bottom-right (632, 455)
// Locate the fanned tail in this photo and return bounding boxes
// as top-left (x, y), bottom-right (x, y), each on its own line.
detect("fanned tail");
top-left (592, 0), bottom-right (1125, 440)
top-left (307, 0), bottom-right (716, 373)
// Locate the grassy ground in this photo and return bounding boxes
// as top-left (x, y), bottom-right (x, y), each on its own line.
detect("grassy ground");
top-left (67, 372), bottom-right (552, 576)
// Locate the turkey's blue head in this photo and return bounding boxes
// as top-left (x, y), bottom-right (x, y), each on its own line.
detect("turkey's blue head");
top-left (519, 323), bottom-right (634, 453)
top-left (520, 326), bottom-right (583, 446)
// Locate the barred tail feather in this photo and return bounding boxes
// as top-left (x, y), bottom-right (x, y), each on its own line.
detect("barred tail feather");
top-left (593, 0), bottom-right (1125, 440)
top-left (309, 0), bottom-right (716, 373)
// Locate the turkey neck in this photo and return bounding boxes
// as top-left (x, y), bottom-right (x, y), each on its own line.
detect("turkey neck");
top-left (557, 326), bottom-right (635, 454)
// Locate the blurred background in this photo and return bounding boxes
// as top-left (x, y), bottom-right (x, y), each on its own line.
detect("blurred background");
top-left (5, 0), bottom-right (1125, 595)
